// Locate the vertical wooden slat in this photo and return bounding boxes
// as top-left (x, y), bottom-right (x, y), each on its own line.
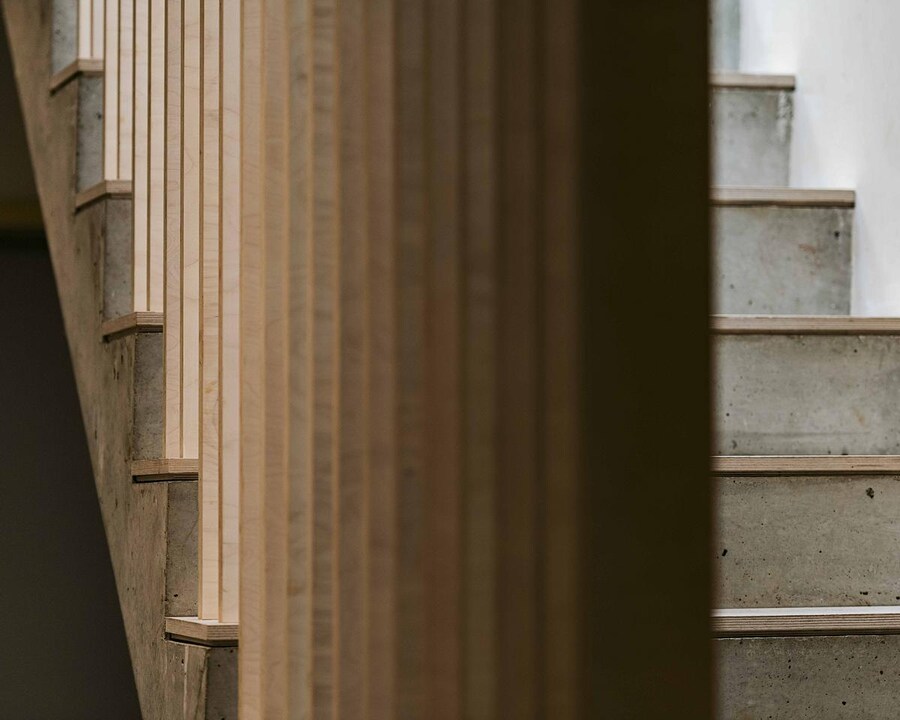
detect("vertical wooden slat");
top-left (132, 0), bottom-right (149, 311)
top-left (92, 0), bottom-right (104, 57)
top-left (148, 0), bottom-right (165, 311)
top-left (198, 0), bottom-right (221, 622)
top-left (366, 0), bottom-right (397, 716)
top-left (181, 0), bottom-right (201, 459)
top-left (239, 0), bottom-right (263, 713)
top-left (462, 0), bottom-right (498, 716)
top-left (219, 0), bottom-right (241, 626)
top-left (78, 0), bottom-right (92, 59)
top-left (103, 0), bottom-right (119, 179)
top-left (164, 0), bottom-right (183, 458)
top-left (118, 0), bottom-right (133, 179)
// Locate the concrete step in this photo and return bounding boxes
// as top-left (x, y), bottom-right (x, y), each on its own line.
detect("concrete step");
top-left (714, 458), bottom-right (900, 608)
top-left (713, 188), bottom-right (854, 315)
top-left (712, 74), bottom-right (795, 186)
top-left (717, 613), bottom-right (900, 718)
top-left (711, 0), bottom-right (740, 71)
top-left (714, 318), bottom-right (900, 456)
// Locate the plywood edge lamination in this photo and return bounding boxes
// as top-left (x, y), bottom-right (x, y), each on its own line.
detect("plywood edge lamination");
top-left (713, 607), bottom-right (900, 638)
top-left (712, 455), bottom-right (900, 476)
top-left (49, 58), bottom-right (104, 93)
top-left (101, 312), bottom-right (164, 340)
top-left (711, 187), bottom-right (856, 208)
top-left (75, 180), bottom-right (133, 211)
top-left (132, 458), bottom-right (199, 482)
top-left (165, 617), bottom-right (239, 647)
top-left (710, 72), bottom-right (796, 90)
top-left (712, 315), bottom-right (900, 335)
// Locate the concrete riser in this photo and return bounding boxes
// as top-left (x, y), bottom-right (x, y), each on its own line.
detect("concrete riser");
top-left (718, 635), bottom-right (900, 719)
top-left (716, 475), bottom-right (900, 608)
top-left (714, 205), bottom-right (852, 315)
top-left (715, 335), bottom-right (900, 456)
top-left (713, 88), bottom-right (793, 187)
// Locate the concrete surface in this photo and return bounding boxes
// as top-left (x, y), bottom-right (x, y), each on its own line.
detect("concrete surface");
top-left (714, 205), bottom-right (852, 314)
top-left (715, 335), bottom-right (900, 455)
top-left (713, 87), bottom-right (793, 186)
top-left (716, 475), bottom-right (900, 607)
top-left (711, 0), bottom-right (740, 71)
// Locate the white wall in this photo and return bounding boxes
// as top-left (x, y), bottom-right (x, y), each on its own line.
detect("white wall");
top-left (741, 0), bottom-right (900, 315)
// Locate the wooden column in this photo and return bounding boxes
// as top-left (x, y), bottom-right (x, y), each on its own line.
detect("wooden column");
top-left (240, 0), bottom-right (584, 717)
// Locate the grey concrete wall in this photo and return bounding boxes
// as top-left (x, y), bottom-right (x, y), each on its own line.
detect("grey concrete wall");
top-left (713, 88), bottom-right (793, 186)
top-left (719, 635), bottom-right (900, 718)
top-left (713, 206), bottom-right (852, 315)
top-left (715, 335), bottom-right (900, 455)
top-left (711, 0), bottom-right (741, 71)
top-left (716, 475), bottom-right (900, 607)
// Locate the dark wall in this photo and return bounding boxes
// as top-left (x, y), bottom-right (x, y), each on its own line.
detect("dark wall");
top-left (0, 241), bottom-right (141, 718)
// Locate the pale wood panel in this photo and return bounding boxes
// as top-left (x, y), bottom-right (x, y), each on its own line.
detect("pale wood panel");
top-left (118, 0), bottom-right (133, 179)
top-left (219, 0), bottom-right (241, 625)
top-left (198, 0), bottom-right (221, 622)
top-left (712, 455), bottom-right (900, 476)
top-left (712, 315), bottom-right (900, 334)
top-left (103, 0), bottom-right (119, 179)
top-left (238, 0), bottom-right (263, 714)
top-left (78, 0), bottom-right (92, 59)
top-left (163, 0), bottom-right (182, 458)
top-left (181, 0), bottom-right (201, 460)
top-left (713, 607), bottom-right (900, 637)
top-left (132, 0), bottom-right (149, 310)
top-left (147, 0), bottom-right (165, 311)
top-left (91, 0), bottom-right (103, 57)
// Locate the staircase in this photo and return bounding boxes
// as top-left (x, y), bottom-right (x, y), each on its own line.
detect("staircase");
top-left (0, 2), bottom-right (235, 717)
top-left (712, 7), bottom-right (900, 718)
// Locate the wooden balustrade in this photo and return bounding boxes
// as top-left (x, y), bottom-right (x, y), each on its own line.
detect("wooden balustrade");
top-left (77, 0), bottom-right (104, 61)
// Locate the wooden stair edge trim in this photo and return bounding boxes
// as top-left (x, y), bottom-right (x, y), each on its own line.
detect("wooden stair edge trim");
top-left (710, 72), bottom-right (796, 90)
top-left (165, 617), bottom-right (239, 647)
top-left (711, 186), bottom-right (856, 208)
top-left (713, 455), bottom-right (900, 476)
top-left (132, 458), bottom-right (199, 482)
top-left (713, 607), bottom-right (900, 638)
top-left (712, 315), bottom-right (900, 335)
top-left (49, 58), bottom-right (104, 94)
top-left (101, 312), bottom-right (164, 341)
top-left (75, 180), bottom-right (134, 211)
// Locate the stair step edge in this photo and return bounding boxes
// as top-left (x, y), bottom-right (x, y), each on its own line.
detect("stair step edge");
top-left (711, 72), bottom-right (796, 90)
top-left (713, 315), bottom-right (900, 335)
top-left (75, 179), bottom-right (133, 211)
top-left (166, 617), bottom-right (238, 647)
top-left (132, 458), bottom-right (199, 482)
top-left (712, 186), bottom-right (856, 207)
top-left (102, 312), bottom-right (164, 341)
top-left (714, 607), bottom-right (900, 638)
top-left (713, 455), bottom-right (900, 476)
top-left (49, 58), bottom-right (103, 94)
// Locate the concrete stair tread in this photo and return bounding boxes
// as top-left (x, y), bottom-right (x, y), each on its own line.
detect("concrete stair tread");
top-left (713, 315), bottom-right (900, 334)
top-left (713, 455), bottom-right (900, 475)
top-left (166, 617), bottom-right (238, 647)
top-left (132, 458), bottom-right (199, 482)
top-left (711, 72), bottom-right (796, 90)
top-left (712, 186), bottom-right (856, 207)
top-left (714, 606), bottom-right (900, 637)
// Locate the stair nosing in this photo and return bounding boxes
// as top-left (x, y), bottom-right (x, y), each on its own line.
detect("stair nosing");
top-left (132, 458), bottom-right (199, 482)
top-left (165, 616), bottom-right (238, 647)
top-left (101, 311), bottom-right (164, 340)
top-left (713, 315), bottom-right (900, 335)
top-left (714, 606), bottom-right (900, 638)
top-left (49, 58), bottom-right (103, 94)
top-left (711, 72), bottom-right (796, 91)
top-left (712, 186), bottom-right (856, 208)
top-left (713, 455), bottom-right (900, 476)
top-left (75, 179), bottom-right (133, 211)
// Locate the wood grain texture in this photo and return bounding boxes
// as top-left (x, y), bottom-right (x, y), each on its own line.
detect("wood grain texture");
top-left (165, 616), bottom-right (239, 646)
top-left (102, 0), bottom-right (119, 178)
top-left (712, 315), bottom-right (900, 335)
top-left (117, 0), bottom-right (134, 179)
top-left (710, 72), bottom-right (796, 90)
top-left (711, 186), bottom-right (856, 207)
top-left (713, 607), bottom-right (900, 637)
top-left (712, 455), bottom-right (900, 476)
top-left (101, 311), bottom-right (164, 340)
top-left (147, 0), bottom-right (165, 311)
top-left (132, 0), bottom-right (149, 311)
top-left (49, 58), bottom-right (103, 93)
top-left (132, 458), bottom-right (199, 481)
